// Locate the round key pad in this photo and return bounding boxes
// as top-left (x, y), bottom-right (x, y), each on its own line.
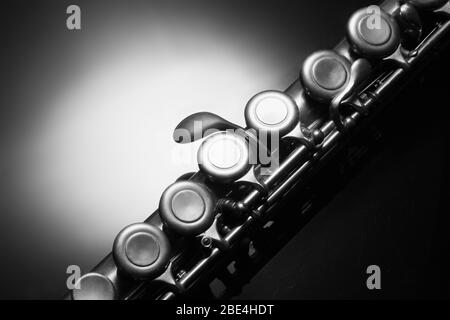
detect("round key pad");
top-left (245, 91), bottom-right (299, 137)
top-left (301, 50), bottom-right (351, 103)
top-left (71, 273), bottom-right (116, 300)
top-left (159, 181), bottom-right (215, 236)
top-left (347, 7), bottom-right (401, 59)
top-left (198, 132), bottom-right (251, 183)
top-left (113, 223), bottom-right (170, 280)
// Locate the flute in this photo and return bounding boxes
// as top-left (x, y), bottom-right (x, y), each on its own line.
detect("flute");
top-left (66, 0), bottom-right (450, 300)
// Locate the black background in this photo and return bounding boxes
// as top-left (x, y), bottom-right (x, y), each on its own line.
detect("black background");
top-left (0, 0), bottom-right (449, 299)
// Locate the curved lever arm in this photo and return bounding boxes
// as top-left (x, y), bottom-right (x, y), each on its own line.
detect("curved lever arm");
top-left (330, 59), bottom-right (372, 131)
top-left (173, 112), bottom-right (242, 144)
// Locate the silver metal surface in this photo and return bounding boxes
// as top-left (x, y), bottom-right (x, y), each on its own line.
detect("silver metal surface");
top-left (300, 50), bottom-right (352, 103)
top-left (347, 7), bottom-right (401, 58)
top-left (71, 273), bottom-right (117, 300)
top-left (65, 0), bottom-right (450, 300)
top-left (159, 181), bottom-right (216, 235)
top-left (197, 131), bottom-right (251, 183)
top-left (245, 90), bottom-right (300, 137)
top-left (112, 223), bottom-right (170, 280)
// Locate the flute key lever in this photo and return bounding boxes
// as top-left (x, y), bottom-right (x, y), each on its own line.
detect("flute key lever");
top-left (396, 3), bottom-right (423, 48)
top-left (173, 111), bottom-right (242, 144)
top-left (330, 59), bottom-right (372, 132)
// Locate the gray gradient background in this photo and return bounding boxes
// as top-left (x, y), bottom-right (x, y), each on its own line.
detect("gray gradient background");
top-left (1, 0), bottom-right (449, 299)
